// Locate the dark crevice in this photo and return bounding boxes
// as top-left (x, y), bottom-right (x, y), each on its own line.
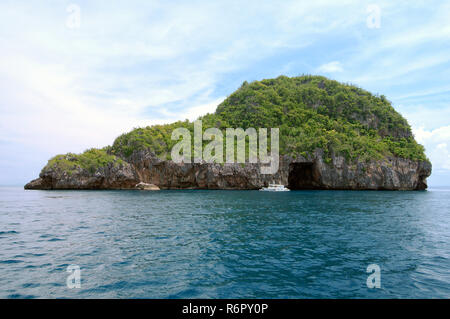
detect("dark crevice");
top-left (416, 175), bottom-right (428, 190)
top-left (288, 162), bottom-right (322, 190)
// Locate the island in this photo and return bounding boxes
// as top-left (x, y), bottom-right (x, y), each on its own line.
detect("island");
top-left (25, 75), bottom-right (431, 190)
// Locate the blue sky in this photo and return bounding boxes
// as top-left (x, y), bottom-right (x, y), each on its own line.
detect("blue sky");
top-left (1, 0), bottom-right (449, 186)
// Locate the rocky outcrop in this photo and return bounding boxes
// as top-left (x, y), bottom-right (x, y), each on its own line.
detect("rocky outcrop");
top-left (25, 161), bottom-right (138, 190)
top-left (135, 182), bottom-right (160, 191)
top-left (25, 149), bottom-right (431, 190)
top-left (311, 150), bottom-right (431, 190)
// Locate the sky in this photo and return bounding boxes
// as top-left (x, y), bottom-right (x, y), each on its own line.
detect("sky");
top-left (0, 0), bottom-right (449, 186)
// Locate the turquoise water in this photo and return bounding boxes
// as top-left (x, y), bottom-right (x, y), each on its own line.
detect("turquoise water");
top-left (0, 186), bottom-right (449, 298)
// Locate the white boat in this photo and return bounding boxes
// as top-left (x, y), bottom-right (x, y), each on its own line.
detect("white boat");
top-left (259, 184), bottom-right (290, 192)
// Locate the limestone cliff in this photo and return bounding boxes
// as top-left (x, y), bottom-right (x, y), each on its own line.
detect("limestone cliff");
top-left (25, 149), bottom-right (431, 190)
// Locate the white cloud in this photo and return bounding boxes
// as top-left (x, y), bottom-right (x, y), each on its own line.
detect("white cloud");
top-left (180, 98), bottom-right (225, 121)
top-left (0, 1), bottom-right (362, 161)
top-left (413, 125), bottom-right (450, 171)
top-left (396, 104), bottom-right (450, 132)
top-left (316, 61), bottom-right (344, 73)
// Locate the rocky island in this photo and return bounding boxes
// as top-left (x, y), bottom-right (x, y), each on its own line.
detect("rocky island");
top-left (25, 75), bottom-right (431, 190)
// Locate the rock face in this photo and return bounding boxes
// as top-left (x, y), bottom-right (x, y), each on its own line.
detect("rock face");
top-left (25, 161), bottom-right (138, 190)
top-left (25, 149), bottom-right (431, 190)
top-left (135, 182), bottom-right (160, 191)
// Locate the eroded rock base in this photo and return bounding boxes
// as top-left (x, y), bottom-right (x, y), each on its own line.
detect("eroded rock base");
top-left (25, 150), bottom-right (431, 191)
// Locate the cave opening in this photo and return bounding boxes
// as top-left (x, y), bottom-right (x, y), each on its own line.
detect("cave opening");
top-left (288, 162), bottom-right (320, 190)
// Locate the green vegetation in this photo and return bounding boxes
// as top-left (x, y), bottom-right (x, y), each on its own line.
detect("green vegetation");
top-left (111, 121), bottom-right (193, 159)
top-left (109, 75), bottom-right (428, 163)
top-left (42, 148), bottom-right (124, 175)
top-left (45, 75), bottom-right (429, 172)
top-left (213, 75), bottom-right (426, 162)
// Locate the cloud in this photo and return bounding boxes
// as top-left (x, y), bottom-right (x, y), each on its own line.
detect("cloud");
top-left (179, 98), bottom-right (225, 121)
top-left (0, 1), bottom-right (361, 155)
top-left (316, 61), bottom-right (344, 73)
top-left (413, 125), bottom-right (450, 171)
top-left (397, 103), bottom-right (450, 131)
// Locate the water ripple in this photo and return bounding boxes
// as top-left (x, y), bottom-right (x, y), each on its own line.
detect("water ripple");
top-left (0, 187), bottom-right (449, 298)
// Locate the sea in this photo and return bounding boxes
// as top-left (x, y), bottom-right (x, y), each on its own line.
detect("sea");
top-left (0, 186), bottom-right (449, 298)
